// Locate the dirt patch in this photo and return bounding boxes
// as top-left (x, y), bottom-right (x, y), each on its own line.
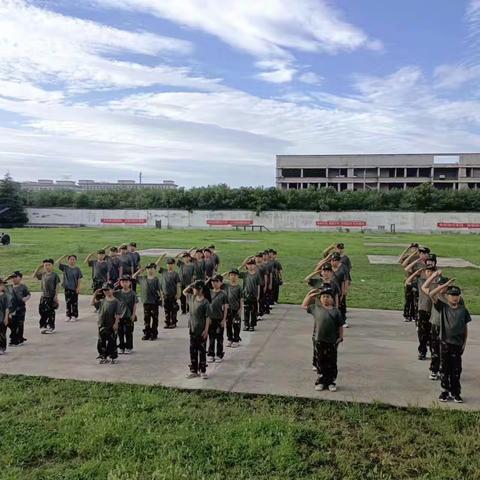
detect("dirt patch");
top-left (365, 243), bottom-right (409, 248)
top-left (138, 248), bottom-right (186, 257)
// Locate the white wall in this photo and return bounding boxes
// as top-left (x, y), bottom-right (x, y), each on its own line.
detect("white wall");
top-left (26, 208), bottom-right (480, 233)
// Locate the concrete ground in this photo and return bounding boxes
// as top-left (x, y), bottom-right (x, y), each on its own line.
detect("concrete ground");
top-left (367, 255), bottom-right (479, 268)
top-left (1, 293), bottom-right (479, 410)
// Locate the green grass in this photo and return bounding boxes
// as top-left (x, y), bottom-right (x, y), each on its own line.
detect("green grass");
top-left (0, 376), bottom-right (479, 480)
top-left (1, 227), bottom-right (480, 312)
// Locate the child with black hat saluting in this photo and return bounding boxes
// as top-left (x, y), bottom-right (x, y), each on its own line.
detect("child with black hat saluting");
top-left (159, 257), bottom-right (181, 329)
top-left (32, 258), bottom-right (60, 334)
top-left (5, 271), bottom-right (31, 346)
top-left (93, 282), bottom-right (122, 364)
top-left (206, 274), bottom-right (229, 363)
top-left (428, 274), bottom-right (471, 403)
top-left (133, 262), bottom-right (162, 341)
top-left (301, 286), bottom-right (344, 392)
top-left (183, 280), bottom-right (210, 379)
top-left (113, 275), bottom-right (138, 354)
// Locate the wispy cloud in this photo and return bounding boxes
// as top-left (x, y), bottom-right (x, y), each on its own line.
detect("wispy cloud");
top-left (94, 0), bottom-right (382, 83)
top-left (0, 0), bottom-right (220, 92)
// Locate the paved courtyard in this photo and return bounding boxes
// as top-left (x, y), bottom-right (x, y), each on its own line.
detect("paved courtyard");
top-left (1, 293), bottom-right (478, 410)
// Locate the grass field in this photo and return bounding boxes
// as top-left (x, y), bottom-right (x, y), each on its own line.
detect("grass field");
top-left (0, 376), bottom-right (479, 480)
top-left (1, 227), bottom-right (479, 312)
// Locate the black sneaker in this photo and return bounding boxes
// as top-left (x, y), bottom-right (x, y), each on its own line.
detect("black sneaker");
top-left (453, 395), bottom-right (464, 403)
top-left (249, 327), bottom-right (255, 331)
top-left (141, 335), bottom-right (149, 341)
top-left (243, 326), bottom-right (250, 331)
top-left (439, 391), bottom-right (451, 402)
top-left (418, 354), bottom-right (426, 360)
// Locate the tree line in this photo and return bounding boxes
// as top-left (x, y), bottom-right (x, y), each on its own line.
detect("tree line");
top-left (20, 183), bottom-right (480, 213)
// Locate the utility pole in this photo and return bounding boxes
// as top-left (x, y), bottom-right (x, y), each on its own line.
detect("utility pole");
top-left (139, 172), bottom-right (142, 184)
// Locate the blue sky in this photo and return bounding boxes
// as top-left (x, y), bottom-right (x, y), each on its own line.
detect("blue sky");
top-left (1, 0), bottom-right (480, 187)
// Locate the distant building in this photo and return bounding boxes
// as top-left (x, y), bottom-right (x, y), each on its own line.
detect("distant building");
top-left (20, 179), bottom-right (178, 191)
top-left (276, 153), bottom-right (480, 191)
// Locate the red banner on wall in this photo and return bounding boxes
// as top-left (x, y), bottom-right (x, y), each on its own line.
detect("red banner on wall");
top-left (437, 222), bottom-right (480, 229)
top-left (316, 220), bottom-right (366, 227)
top-left (101, 218), bottom-right (147, 224)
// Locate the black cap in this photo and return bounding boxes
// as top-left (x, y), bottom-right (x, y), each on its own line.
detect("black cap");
top-left (203, 248), bottom-right (212, 253)
top-left (129, 242), bottom-right (137, 247)
top-left (336, 242), bottom-right (345, 249)
top-left (322, 263), bottom-right (333, 271)
top-left (208, 245), bottom-right (215, 249)
top-left (120, 275), bottom-right (132, 281)
top-left (255, 252), bottom-right (263, 258)
top-left (330, 252), bottom-right (341, 261)
top-left (11, 270), bottom-right (23, 278)
top-left (427, 253), bottom-right (437, 263)
top-left (195, 249), bottom-right (204, 254)
top-left (110, 246), bottom-right (118, 252)
top-left (229, 268), bottom-right (240, 275)
top-left (418, 246), bottom-right (430, 254)
top-left (447, 286), bottom-right (461, 296)
top-left (425, 264), bottom-right (437, 271)
top-left (166, 257), bottom-right (175, 264)
top-left (193, 280), bottom-right (205, 290)
top-left (263, 250), bottom-right (269, 255)
top-left (97, 249), bottom-right (106, 254)
top-left (42, 258), bottom-right (54, 264)
top-left (319, 286), bottom-right (334, 297)
top-left (437, 276), bottom-right (450, 285)
top-left (410, 242), bottom-right (419, 248)
top-left (246, 258), bottom-right (256, 265)
top-left (181, 252), bottom-right (190, 258)
top-left (120, 244), bottom-right (128, 250)
top-left (146, 263), bottom-right (157, 269)
top-left (211, 274), bottom-right (223, 283)
top-left (101, 281), bottom-right (114, 290)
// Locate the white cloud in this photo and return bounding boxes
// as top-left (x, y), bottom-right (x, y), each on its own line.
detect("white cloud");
top-left (0, 0), bottom-right (220, 92)
top-left (298, 72), bottom-right (324, 85)
top-left (255, 61), bottom-right (297, 83)
top-left (94, 0), bottom-right (382, 82)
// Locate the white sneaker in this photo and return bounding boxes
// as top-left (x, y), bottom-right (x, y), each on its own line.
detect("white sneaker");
top-left (65, 317), bottom-right (71, 322)
top-left (312, 366), bottom-right (317, 371)
top-left (216, 357), bottom-right (223, 363)
top-left (125, 349), bottom-right (133, 355)
top-left (231, 342), bottom-right (239, 348)
top-left (226, 341), bottom-right (233, 347)
top-left (0, 350), bottom-right (5, 355)
top-left (328, 384), bottom-right (337, 392)
top-left (71, 317), bottom-right (78, 322)
top-left (429, 372), bottom-right (439, 380)
top-left (201, 372), bottom-right (208, 379)
top-left (185, 371), bottom-right (199, 379)
top-left (207, 356), bottom-right (215, 363)
top-left (257, 316), bottom-right (264, 321)
top-left (343, 322), bottom-right (349, 328)
top-left (314, 384), bottom-right (324, 391)
top-left (40, 328), bottom-right (48, 334)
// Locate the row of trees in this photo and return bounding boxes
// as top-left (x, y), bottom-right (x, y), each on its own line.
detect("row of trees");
top-left (21, 183), bottom-right (480, 212)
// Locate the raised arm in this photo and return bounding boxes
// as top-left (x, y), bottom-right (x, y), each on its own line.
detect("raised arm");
top-left (55, 254), bottom-right (68, 265)
top-left (405, 268), bottom-right (423, 287)
top-left (303, 267), bottom-right (322, 283)
top-left (402, 250), bottom-right (419, 269)
top-left (429, 278), bottom-right (455, 303)
top-left (84, 251), bottom-right (96, 264)
top-left (421, 269), bottom-right (441, 294)
top-left (132, 267), bottom-right (145, 279)
top-left (301, 289), bottom-right (320, 309)
top-left (31, 263), bottom-right (43, 280)
top-left (322, 243), bottom-right (336, 257)
top-left (155, 254), bottom-right (166, 266)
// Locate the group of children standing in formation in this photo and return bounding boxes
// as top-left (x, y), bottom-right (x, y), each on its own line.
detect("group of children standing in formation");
top-left (400, 243), bottom-right (471, 403)
top-left (0, 242), bottom-right (283, 381)
top-left (0, 237), bottom-right (472, 403)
